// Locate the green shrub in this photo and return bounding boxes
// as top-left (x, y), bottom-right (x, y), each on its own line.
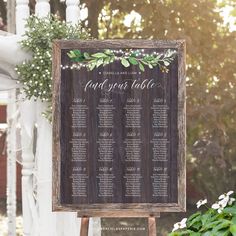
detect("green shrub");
top-left (169, 191), bottom-right (236, 236)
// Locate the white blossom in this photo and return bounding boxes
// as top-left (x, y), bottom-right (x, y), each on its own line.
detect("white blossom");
top-left (196, 199), bottom-right (207, 208)
top-left (212, 198), bottom-right (228, 213)
top-left (219, 191), bottom-right (234, 200)
top-left (172, 218), bottom-right (187, 232)
top-left (228, 198), bottom-right (235, 205)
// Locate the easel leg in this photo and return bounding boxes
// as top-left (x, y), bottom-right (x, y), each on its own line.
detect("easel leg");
top-left (80, 217), bottom-right (89, 236)
top-left (148, 217), bottom-right (157, 236)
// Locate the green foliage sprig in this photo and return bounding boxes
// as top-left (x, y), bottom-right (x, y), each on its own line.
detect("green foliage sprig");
top-left (169, 191), bottom-right (236, 236)
top-left (67, 48), bottom-right (176, 72)
top-left (15, 14), bottom-right (90, 121)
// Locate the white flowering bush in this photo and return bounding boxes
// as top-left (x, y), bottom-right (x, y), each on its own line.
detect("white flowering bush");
top-left (15, 14), bottom-right (90, 120)
top-left (169, 191), bottom-right (236, 236)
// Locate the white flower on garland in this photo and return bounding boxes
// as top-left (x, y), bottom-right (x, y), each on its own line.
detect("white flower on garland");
top-left (196, 199), bottom-right (207, 208)
top-left (172, 218), bottom-right (187, 232)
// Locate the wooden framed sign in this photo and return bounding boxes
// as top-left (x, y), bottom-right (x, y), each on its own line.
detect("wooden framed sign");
top-left (52, 40), bottom-right (186, 217)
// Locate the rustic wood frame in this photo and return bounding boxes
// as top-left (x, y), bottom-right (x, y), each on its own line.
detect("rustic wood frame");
top-left (52, 40), bottom-right (186, 217)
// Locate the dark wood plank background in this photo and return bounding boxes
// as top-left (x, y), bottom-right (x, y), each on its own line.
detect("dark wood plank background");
top-left (52, 40), bottom-right (186, 217)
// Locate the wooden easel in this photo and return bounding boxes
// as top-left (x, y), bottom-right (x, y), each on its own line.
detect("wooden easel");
top-left (80, 217), bottom-right (89, 236)
top-left (148, 217), bottom-right (157, 236)
top-left (79, 215), bottom-right (159, 236)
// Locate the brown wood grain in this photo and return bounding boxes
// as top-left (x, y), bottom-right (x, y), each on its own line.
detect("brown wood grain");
top-left (148, 217), bottom-right (158, 236)
top-left (52, 40), bottom-right (186, 217)
top-left (80, 217), bottom-right (89, 236)
top-left (54, 39), bottom-right (184, 49)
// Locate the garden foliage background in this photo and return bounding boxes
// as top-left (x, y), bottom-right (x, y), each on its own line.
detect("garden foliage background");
top-left (0, 0), bottom-right (236, 235)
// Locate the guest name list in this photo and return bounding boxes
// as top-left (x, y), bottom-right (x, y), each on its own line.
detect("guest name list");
top-left (60, 48), bottom-right (178, 205)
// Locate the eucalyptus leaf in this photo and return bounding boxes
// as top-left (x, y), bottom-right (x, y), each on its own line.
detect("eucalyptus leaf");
top-left (140, 60), bottom-right (149, 65)
top-left (132, 50), bottom-right (140, 57)
top-left (104, 57), bottom-right (111, 65)
top-left (74, 50), bottom-right (82, 56)
top-left (139, 62), bottom-right (145, 72)
top-left (109, 57), bottom-right (115, 63)
top-left (88, 62), bottom-right (96, 71)
top-left (128, 57), bottom-right (139, 65)
top-left (164, 61), bottom-right (170, 66)
top-left (83, 52), bottom-right (90, 59)
top-left (104, 49), bottom-right (114, 56)
top-left (72, 56), bottom-right (84, 62)
top-left (96, 58), bottom-right (104, 68)
top-left (144, 55), bottom-right (155, 61)
top-left (92, 52), bottom-right (107, 58)
top-left (121, 58), bottom-right (130, 67)
top-left (67, 51), bottom-right (76, 58)
top-left (155, 54), bottom-right (162, 59)
top-left (67, 49), bottom-right (176, 72)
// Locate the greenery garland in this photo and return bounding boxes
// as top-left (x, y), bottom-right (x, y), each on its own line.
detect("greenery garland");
top-left (67, 48), bottom-right (177, 72)
top-left (15, 15), bottom-right (90, 121)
